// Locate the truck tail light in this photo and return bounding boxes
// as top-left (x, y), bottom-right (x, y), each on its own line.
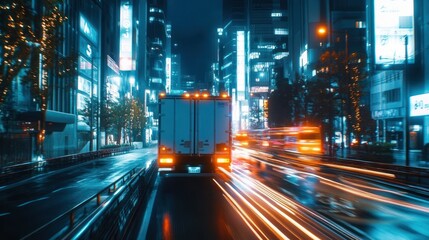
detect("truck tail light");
top-left (216, 157), bottom-right (230, 164)
top-left (159, 157), bottom-right (174, 164)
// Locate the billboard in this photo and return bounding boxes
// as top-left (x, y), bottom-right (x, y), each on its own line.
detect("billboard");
top-left (236, 31), bottom-right (245, 100)
top-left (374, 0), bottom-right (414, 65)
top-left (410, 93), bottom-right (429, 117)
top-left (120, 1), bottom-right (133, 70)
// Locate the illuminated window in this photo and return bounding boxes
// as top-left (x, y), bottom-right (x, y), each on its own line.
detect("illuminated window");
top-left (271, 12), bottom-right (282, 17)
top-left (274, 28), bottom-right (289, 35)
top-left (236, 31), bottom-right (245, 94)
top-left (249, 52), bottom-right (260, 60)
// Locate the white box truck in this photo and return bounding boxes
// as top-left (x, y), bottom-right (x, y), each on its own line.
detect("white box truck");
top-left (157, 93), bottom-right (232, 173)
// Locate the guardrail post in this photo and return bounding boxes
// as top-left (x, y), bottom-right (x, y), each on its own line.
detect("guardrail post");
top-left (70, 212), bottom-right (75, 228)
top-left (97, 193), bottom-right (101, 205)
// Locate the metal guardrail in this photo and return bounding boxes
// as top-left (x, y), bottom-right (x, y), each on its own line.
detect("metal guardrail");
top-left (252, 146), bottom-right (429, 188)
top-left (0, 146), bottom-right (134, 184)
top-left (21, 160), bottom-right (156, 239)
top-left (321, 154), bottom-right (429, 187)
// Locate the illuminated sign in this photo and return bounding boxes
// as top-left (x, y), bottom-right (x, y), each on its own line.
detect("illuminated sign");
top-left (300, 50), bottom-right (308, 68)
top-left (236, 31), bottom-right (245, 100)
top-left (251, 86), bottom-right (269, 93)
top-left (79, 14), bottom-right (98, 45)
top-left (107, 55), bottom-right (120, 74)
top-left (410, 93), bottom-right (429, 117)
top-left (374, 0), bottom-right (415, 65)
top-left (166, 57), bottom-right (171, 93)
top-left (372, 108), bottom-right (401, 119)
top-left (120, 2), bottom-right (133, 70)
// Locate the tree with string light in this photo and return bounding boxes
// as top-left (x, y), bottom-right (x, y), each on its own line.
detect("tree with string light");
top-left (0, 0), bottom-right (35, 105)
top-left (1, 0), bottom-right (73, 158)
top-left (31, 0), bottom-right (67, 157)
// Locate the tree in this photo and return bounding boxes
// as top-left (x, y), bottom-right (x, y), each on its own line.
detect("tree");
top-left (268, 77), bottom-right (294, 127)
top-left (110, 98), bottom-right (129, 145)
top-left (109, 97), bottom-right (145, 145)
top-left (291, 73), bottom-right (307, 124)
top-left (78, 96), bottom-right (99, 150)
top-left (100, 94), bottom-right (115, 145)
top-left (129, 98), bottom-right (145, 142)
top-left (22, 0), bottom-right (69, 157)
top-left (1, 0), bottom-right (71, 158)
top-left (344, 52), bottom-right (367, 145)
top-left (0, 0), bottom-right (35, 105)
top-left (309, 50), bottom-right (342, 154)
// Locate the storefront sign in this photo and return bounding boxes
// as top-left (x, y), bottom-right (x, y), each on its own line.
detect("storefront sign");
top-left (372, 108), bottom-right (402, 119)
top-left (410, 93), bottom-right (429, 116)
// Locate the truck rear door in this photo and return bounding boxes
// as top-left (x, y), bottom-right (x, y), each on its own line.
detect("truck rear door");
top-left (174, 98), bottom-right (194, 154)
top-left (196, 99), bottom-right (215, 154)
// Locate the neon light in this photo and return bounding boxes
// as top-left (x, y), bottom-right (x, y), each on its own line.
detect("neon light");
top-left (120, 2), bottom-right (133, 70)
top-left (236, 31), bottom-right (245, 99)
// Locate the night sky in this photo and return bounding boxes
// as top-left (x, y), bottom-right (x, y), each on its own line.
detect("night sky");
top-left (167, 0), bottom-right (222, 82)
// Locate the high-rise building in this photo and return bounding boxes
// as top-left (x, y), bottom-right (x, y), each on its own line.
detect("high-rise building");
top-left (222, 0), bottom-right (289, 131)
top-left (146, 0), bottom-right (167, 141)
top-left (368, 0), bottom-right (429, 155)
top-left (171, 43), bottom-right (182, 92)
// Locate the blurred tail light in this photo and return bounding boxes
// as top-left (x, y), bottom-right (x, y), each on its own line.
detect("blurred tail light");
top-left (159, 158), bottom-right (174, 164)
top-left (216, 158), bottom-right (230, 164)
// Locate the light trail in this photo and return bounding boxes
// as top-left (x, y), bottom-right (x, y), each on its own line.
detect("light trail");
top-left (219, 167), bottom-right (321, 240)
top-left (323, 163), bottom-right (396, 178)
top-left (320, 179), bottom-right (429, 213)
top-left (213, 179), bottom-right (267, 240)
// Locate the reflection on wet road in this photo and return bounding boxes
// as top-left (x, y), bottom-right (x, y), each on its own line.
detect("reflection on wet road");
top-left (144, 147), bottom-right (429, 239)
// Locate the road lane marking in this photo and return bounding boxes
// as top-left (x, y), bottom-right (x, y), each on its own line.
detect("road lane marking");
top-left (52, 186), bottom-right (76, 193)
top-left (17, 197), bottom-right (49, 207)
top-left (0, 212), bottom-right (11, 217)
top-left (137, 174), bottom-right (160, 239)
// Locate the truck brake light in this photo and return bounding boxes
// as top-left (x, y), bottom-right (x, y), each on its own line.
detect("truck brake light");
top-left (159, 158), bottom-right (174, 164)
top-left (216, 157), bottom-right (230, 164)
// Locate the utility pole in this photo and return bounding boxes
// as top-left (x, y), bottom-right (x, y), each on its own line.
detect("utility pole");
top-left (404, 35), bottom-right (410, 166)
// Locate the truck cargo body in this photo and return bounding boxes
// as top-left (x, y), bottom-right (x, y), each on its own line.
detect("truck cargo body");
top-left (158, 95), bottom-right (232, 173)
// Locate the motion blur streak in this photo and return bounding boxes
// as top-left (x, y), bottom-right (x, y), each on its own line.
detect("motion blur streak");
top-left (323, 164), bottom-right (396, 178)
top-left (218, 168), bottom-right (321, 240)
top-left (245, 171), bottom-right (356, 238)
top-left (213, 179), bottom-right (267, 240)
top-left (232, 169), bottom-right (321, 240)
top-left (320, 180), bottom-right (429, 213)
top-left (224, 181), bottom-right (290, 240)
top-left (340, 177), bottom-right (407, 196)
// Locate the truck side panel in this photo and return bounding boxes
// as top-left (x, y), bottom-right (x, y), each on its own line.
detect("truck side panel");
top-left (196, 100), bottom-right (215, 154)
top-left (159, 98), bottom-right (175, 154)
top-left (215, 99), bottom-right (231, 149)
top-left (174, 98), bottom-right (194, 154)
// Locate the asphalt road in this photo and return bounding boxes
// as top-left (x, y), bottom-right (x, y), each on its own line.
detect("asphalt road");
top-left (0, 148), bottom-right (156, 239)
top-left (138, 147), bottom-right (429, 239)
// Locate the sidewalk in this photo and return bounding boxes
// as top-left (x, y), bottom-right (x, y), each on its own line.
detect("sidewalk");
top-left (335, 148), bottom-right (429, 169)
